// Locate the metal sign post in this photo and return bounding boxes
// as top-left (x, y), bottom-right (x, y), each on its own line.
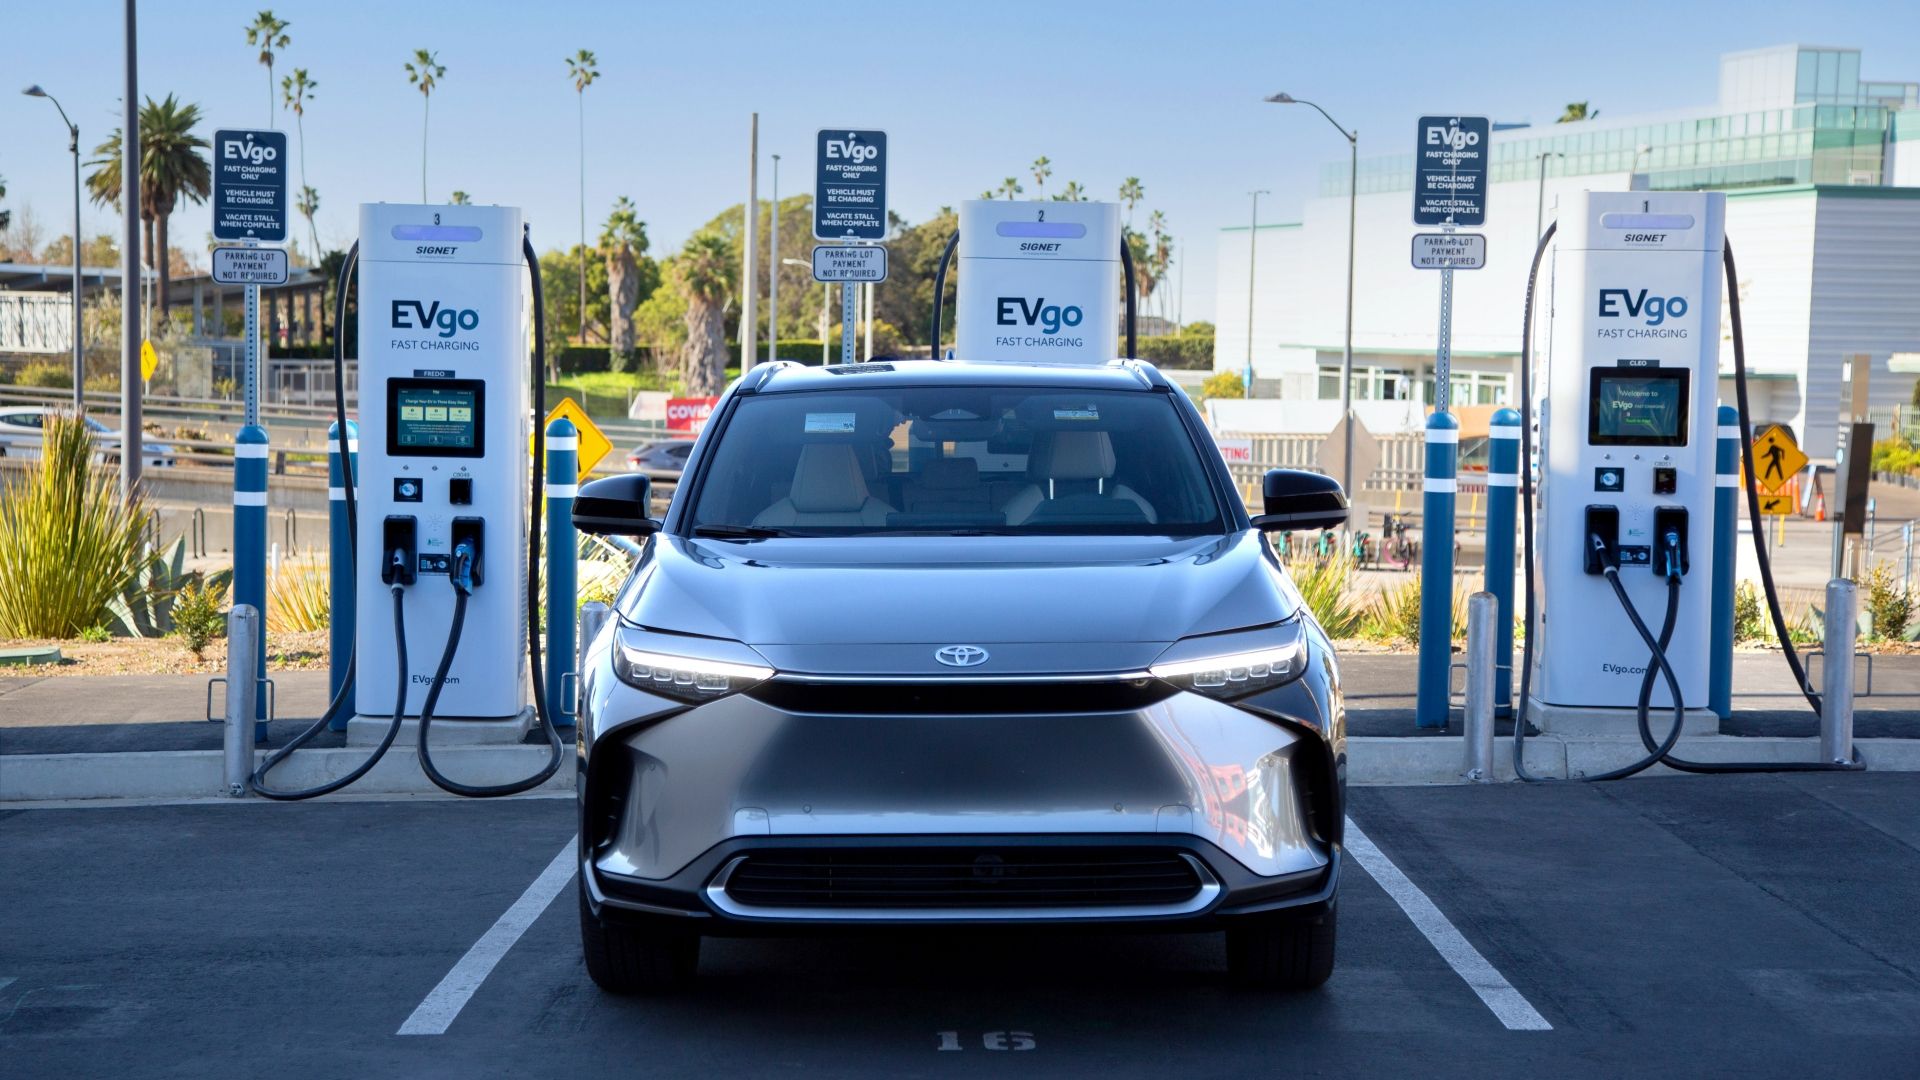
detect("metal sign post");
top-left (812, 244), bottom-right (888, 366)
top-left (211, 128), bottom-right (287, 740)
top-left (1412, 114), bottom-right (1489, 730)
top-left (815, 129), bottom-right (887, 365)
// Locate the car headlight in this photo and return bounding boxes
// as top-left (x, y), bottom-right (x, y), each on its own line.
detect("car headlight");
top-left (611, 624), bottom-right (773, 703)
top-left (1149, 626), bottom-right (1308, 701)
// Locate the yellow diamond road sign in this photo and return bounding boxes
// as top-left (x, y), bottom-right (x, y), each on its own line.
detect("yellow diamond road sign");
top-left (139, 339), bottom-right (158, 382)
top-left (1750, 424), bottom-right (1807, 494)
top-left (537, 397), bottom-right (613, 481)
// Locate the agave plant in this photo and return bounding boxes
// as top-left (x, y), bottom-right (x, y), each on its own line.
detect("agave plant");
top-left (106, 535), bottom-right (233, 637)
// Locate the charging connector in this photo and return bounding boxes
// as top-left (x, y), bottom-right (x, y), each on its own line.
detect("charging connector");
top-left (1653, 507), bottom-right (1688, 579)
top-left (451, 517), bottom-right (484, 592)
top-left (382, 516), bottom-right (418, 586)
top-left (1584, 505), bottom-right (1620, 574)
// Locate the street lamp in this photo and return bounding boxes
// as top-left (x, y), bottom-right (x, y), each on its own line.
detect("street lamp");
top-left (1242, 190), bottom-right (1268, 400)
top-left (1532, 150), bottom-right (1564, 244)
top-left (781, 257), bottom-right (824, 365)
top-left (768, 153), bottom-right (780, 366)
top-left (1267, 92), bottom-right (1357, 497)
top-left (23, 84), bottom-right (84, 413)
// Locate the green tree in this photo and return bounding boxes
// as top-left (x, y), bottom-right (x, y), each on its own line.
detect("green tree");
top-left (404, 49), bottom-right (446, 202)
top-left (566, 49), bottom-right (600, 349)
top-left (1053, 180), bottom-right (1086, 202)
top-left (600, 196), bottom-right (649, 371)
top-left (1557, 101), bottom-right (1597, 123)
top-left (449, 190), bottom-right (471, 204)
top-left (0, 174), bottom-right (10, 232)
top-left (244, 10), bottom-right (291, 126)
top-left (676, 232), bottom-right (734, 396)
top-left (539, 245), bottom-right (610, 349)
top-left (280, 67), bottom-right (320, 258)
top-left (997, 177), bottom-right (1023, 200)
top-left (876, 206), bottom-right (959, 350)
top-left (85, 95), bottom-right (211, 322)
top-left (1030, 156), bottom-right (1051, 197)
top-left (1118, 177), bottom-right (1144, 226)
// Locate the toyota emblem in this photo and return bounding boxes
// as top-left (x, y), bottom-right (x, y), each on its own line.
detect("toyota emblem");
top-left (934, 645), bottom-right (990, 668)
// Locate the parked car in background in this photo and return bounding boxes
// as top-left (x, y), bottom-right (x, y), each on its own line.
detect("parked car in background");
top-left (0, 407), bottom-right (178, 468)
top-left (625, 438), bottom-right (695, 483)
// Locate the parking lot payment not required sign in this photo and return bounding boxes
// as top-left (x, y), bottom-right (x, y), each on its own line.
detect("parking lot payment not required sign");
top-left (814, 129), bottom-right (887, 241)
top-left (1413, 116), bottom-right (1489, 227)
top-left (211, 128), bottom-right (288, 242)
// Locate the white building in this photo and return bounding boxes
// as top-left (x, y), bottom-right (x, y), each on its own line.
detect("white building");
top-left (1215, 44), bottom-right (1920, 458)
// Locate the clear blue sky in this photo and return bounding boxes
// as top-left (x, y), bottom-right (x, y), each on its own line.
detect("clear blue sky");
top-left (3, 0), bottom-right (1917, 322)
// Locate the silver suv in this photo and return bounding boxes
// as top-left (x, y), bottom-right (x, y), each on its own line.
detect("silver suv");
top-left (571, 359), bottom-right (1347, 993)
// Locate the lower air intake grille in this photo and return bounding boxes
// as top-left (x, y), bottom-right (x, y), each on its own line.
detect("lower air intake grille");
top-left (721, 846), bottom-right (1204, 909)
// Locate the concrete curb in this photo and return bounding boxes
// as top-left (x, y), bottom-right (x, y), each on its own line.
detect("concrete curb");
top-left (1347, 734), bottom-right (1920, 784)
top-left (6, 736), bottom-right (1917, 804)
top-left (0, 745), bottom-right (571, 803)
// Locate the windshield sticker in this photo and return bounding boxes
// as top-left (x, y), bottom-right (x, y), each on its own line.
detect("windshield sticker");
top-left (1053, 406), bottom-right (1099, 421)
top-left (804, 412), bottom-right (858, 434)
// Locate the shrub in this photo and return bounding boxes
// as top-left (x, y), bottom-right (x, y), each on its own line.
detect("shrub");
top-left (1870, 436), bottom-right (1920, 476)
top-left (1733, 580), bottom-right (1767, 643)
top-left (0, 412), bottom-right (151, 638)
top-left (1858, 562), bottom-right (1914, 642)
top-left (1199, 370), bottom-right (1244, 402)
top-left (172, 579), bottom-right (228, 658)
top-left (1283, 552), bottom-right (1367, 639)
top-left (16, 360), bottom-right (73, 388)
top-left (1364, 576), bottom-right (1423, 643)
top-left (78, 624), bottom-right (112, 643)
top-left (266, 551), bottom-right (330, 634)
top-left (1133, 333), bottom-right (1215, 369)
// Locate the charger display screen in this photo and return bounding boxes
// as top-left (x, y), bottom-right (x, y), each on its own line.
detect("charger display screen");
top-left (389, 378), bottom-right (485, 457)
top-left (1589, 368), bottom-right (1688, 447)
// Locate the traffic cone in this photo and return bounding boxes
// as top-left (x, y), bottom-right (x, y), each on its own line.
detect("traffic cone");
top-left (1814, 492), bottom-right (1825, 522)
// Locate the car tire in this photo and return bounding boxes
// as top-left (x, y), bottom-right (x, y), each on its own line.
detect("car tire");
top-left (1225, 898), bottom-right (1336, 991)
top-left (578, 880), bottom-right (700, 994)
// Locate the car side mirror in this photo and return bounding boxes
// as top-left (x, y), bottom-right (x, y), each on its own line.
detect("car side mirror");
top-left (1252, 469), bottom-right (1349, 532)
top-left (572, 474), bottom-right (660, 536)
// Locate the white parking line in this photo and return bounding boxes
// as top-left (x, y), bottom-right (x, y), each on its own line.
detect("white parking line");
top-left (398, 838), bottom-right (577, 1036)
top-left (1344, 817), bottom-right (1552, 1031)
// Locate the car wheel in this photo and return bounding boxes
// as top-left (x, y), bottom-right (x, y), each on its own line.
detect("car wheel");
top-left (578, 879), bottom-right (700, 994)
top-left (1225, 898), bottom-right (1336, 991)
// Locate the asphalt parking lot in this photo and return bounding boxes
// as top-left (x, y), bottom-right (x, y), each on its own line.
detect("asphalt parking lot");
top-left (5, 774), bottom-right (1919, 1078)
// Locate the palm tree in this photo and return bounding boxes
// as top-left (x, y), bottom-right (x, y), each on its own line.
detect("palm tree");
top-left (1053, 180), bottom-right (1086, 202)
top-left (449, 190), bottom-right (471, 205)
top-left (1118, 177), bottom-right (1144, 227)
top-left (566, 49), bottom-right (599, 346)
top-left (1030, 156), bottom-right (1051, 197)
top-left (1557, 101), bottom-right (1597, 123)
top-left (404, 49), bottom-right (446, 202)
top-left (977, 189), bottom-right (996, 201)
top-left (295, 186), bottom-right (320, 264)
top-left (1148, 211), bottom-right (1173, 325)
top-left (600, 196), bottom-right (649, 373)
top-left (997, 177), bottom-right (1023, 200)
top-left (280, 68), bottom-right (319, 258)
top-left (85, 95), bottom-right (210, 324)
top-left (676, 232), bottom-right (734, 396)
top-left (244, 11), bottom-right (291, 126)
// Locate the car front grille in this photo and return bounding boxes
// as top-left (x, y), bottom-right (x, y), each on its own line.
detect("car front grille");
top-left (718, 846), bottom-right (1206, 910)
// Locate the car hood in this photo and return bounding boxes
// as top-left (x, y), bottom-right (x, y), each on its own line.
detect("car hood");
top-left (617, 532), bottom-right (1300, 676)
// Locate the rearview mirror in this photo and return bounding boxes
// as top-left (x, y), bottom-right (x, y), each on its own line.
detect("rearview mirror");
top-left (572, 474), bottom-right (660, 536)
top-left (1252, 469), bottom-right (1348, 532)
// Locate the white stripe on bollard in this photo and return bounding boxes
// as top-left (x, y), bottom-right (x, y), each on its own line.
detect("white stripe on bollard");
top-left (545, 484), bottom-right (578, 499)
top-left (1426, 428), bottom-right (1460, 444)
top-left (1488, 427), bottom-right (1521, 440)
top-left (1487, 474), bottom-right (1520, 487)
top-left (1715, 475), bottom-right (1739, 487)
top-left (234, 443), bottom-right (271, 458)
top-left (233, 491), bottom-right (269, 506)
top-left (546, 436), bottom-right (579, 451)
top-left (1423, 478), bottom-right (1458, 493)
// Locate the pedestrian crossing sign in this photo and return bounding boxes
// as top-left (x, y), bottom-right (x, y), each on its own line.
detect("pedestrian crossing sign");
top-left (1750, 425), bottom-right (1807, 494)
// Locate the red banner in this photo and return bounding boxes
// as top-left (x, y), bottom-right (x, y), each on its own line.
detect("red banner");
top-left (665, 396), bottom-right (719, 431)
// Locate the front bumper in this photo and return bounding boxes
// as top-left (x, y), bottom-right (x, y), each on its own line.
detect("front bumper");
top-left (579, 650), bottom-right (1343, 928)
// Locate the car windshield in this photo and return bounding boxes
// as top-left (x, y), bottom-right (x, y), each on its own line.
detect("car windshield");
top-left (688, 385), bottom-right (1226, 537)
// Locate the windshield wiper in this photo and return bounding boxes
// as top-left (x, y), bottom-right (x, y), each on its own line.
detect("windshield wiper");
top-left (692, 524), bottom-right (789, 540)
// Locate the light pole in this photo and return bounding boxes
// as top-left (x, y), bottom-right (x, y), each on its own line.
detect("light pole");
top-left (1242, 190), bottom-right (1268, 399)
top-left (1532, 150), bottom-right (1564, 244)
top-left (1267, 93), bottom-right (1357, 496)
top-left (782, 257), bottom-right (822, 364)
top-left (23, 84), bottom-right (84, 413)
top-left (767, 154), bottom-right (780, 366)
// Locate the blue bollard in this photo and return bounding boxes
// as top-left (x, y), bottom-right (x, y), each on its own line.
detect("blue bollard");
top-left (1416, 410), bottom-right (1458, 728)
top-left (233, 425), bottom-right (270, 743)
top-left (1710, 403), bottom-right (1739, 721)
top-left (326, 420), bottom-right (358, 731)
top-left (1484, 408), bottom-right (1521, 719)
top-left (545, 417), bottom-right (579, 730)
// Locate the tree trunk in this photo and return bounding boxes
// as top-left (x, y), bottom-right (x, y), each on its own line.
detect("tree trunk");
top-left (154, 211), bottom-right (170, 333)
top-left (607, 246), bottom-right (638, 371)
top-left (681, 297), bottom-right (726, 397)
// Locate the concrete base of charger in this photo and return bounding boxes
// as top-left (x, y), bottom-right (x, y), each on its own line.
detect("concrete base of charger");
top-left (1527, 698), bottom-right (1721, 736)
top-left (345, 705), bottom-right (536, 747)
